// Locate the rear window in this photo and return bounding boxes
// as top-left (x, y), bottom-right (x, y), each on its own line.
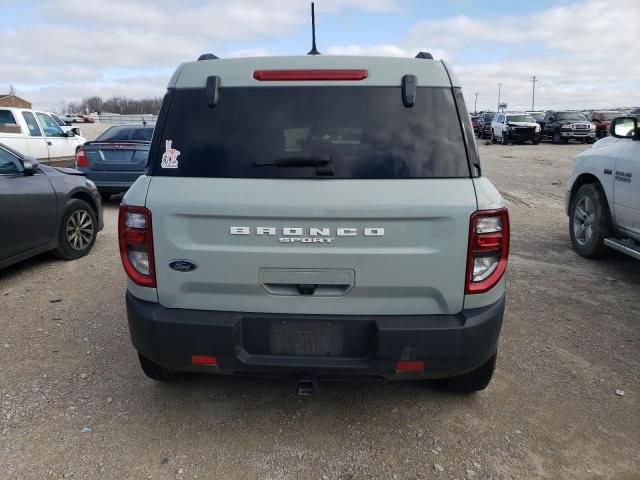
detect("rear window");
top-left (506, 115), bottom-right (535, 123)
top-left (97, 126), bottom-right (154, 142)
top-left (151, 86), bottom-right (470, 179)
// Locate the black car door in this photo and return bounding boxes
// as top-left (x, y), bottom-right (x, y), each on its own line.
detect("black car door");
top-left (0, 148), bottom-right (57, 262)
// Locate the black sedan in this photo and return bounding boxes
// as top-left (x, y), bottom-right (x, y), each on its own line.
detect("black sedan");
top-left (0, 143), bottom-right (103, 269)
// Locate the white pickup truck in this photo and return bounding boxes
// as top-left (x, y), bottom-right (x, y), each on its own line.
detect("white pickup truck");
top-left (0, 107), bottom-right (86, 163)
top-left (567, 116), bottom-right (640, 260)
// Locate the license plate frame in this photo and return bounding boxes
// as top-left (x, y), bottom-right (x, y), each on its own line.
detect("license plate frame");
top-left (269, 320), bottom-right (344, 357)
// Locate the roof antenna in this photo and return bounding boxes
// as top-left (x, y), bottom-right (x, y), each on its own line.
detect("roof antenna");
top-left (307, 2), bottom-right (320, 55)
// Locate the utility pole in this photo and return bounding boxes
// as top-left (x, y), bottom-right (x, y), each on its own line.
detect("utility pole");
top-left (531, 75), bottom-right (538, 111)
top-left (9, 85), bottom-right (16, 96)
top-left (474, 92), bottom-right (478, 114)
top-left (497, 83), bottom-right (502, 112)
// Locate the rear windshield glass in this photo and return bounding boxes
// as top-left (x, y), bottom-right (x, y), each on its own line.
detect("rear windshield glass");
top-left (97, 126), bottom-right (154, 142)
top-left (596, 112), bottom-right (621, 121)
top-left (151, 86), bottom-right (470, 179)
top-left (507, 115), bottom-right (535, 123)
top-left (557, 112), bottom-right (587, 122)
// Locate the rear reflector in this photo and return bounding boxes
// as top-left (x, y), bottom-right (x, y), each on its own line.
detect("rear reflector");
top-left (253, 69), bottom-right (368, 81)
top-left (191, 355), bottom-right (217, 366)
top-left (396, 360), bottom-right (425, 372)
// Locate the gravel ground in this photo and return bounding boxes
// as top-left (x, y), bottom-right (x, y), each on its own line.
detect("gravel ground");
top-left (1, 139), bottom-right (638, 479)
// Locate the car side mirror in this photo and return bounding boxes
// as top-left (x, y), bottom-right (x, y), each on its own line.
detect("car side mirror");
top-left (611, 117), bottom-right (638, 139)
top-left (22, 157), bottom-right (39, 175)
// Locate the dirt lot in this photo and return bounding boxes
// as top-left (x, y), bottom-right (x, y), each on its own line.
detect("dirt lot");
top-left (1, 139), bottom-right (638, 479)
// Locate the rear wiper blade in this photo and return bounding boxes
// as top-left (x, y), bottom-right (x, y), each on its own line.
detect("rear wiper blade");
top-left (255, 155), bottom-right (334, 175)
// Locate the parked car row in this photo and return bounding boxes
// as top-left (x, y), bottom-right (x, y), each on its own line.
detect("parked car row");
top-left (472, 109), bottom-right (638, 145)
top-left (60, 113), bottom-right (95, 124)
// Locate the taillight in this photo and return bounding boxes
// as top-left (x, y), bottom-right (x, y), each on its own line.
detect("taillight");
top-left (75, 147), bottom-right (88, 168)
top-left (465, 209), bottom-right (510, 294)
top-left (118, 205), bottom-right (156, 288)
top-left (253, 69), bottom-right (368, 81)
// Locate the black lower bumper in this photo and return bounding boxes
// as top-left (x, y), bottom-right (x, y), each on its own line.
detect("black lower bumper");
top-left (126, 292), bottom-right (505, 380)
top-left (509, 129), bottom-right (540, 142)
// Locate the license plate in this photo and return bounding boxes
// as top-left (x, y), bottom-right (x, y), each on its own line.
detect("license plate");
top-left (270, 320), bottom-right (344, 357)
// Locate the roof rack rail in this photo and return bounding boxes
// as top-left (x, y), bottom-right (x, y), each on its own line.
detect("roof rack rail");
top-left (415, 52), bottom-right (433, 60)
top-left (197, 53), bottom-right (219, 61)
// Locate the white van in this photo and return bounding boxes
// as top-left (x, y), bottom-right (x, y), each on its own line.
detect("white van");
top-left (0, 107), bottom-right (86, 163)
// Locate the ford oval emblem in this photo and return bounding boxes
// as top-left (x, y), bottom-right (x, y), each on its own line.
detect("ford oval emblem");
top-left (169, 259), bottom-right (198, 272)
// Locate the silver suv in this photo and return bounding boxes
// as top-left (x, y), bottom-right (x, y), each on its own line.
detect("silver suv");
top-left (119, 53), bottom-right (509, 393)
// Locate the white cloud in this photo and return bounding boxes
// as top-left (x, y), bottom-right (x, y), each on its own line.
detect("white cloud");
top-left (328, 0), bottom-right (640, 110)
top-left (325, 44), bottom-right (411, 57)
top-left (1, 0), bottom-right (638, 110)
top-left (1, 0), bottom-right (404, 109)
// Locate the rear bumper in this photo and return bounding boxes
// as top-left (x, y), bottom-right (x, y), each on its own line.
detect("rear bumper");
top-left (126, 292), bottom-right (505, 380)
top-left (81, 170), bottom-right (143, 192)
top-left (509, 130), bottom-right (540, 142)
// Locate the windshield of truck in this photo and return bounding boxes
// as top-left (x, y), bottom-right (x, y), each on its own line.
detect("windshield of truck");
top-left (507, 115), bottom-right (535, 123)
top-left (557, 112), bottom-right (587, 122)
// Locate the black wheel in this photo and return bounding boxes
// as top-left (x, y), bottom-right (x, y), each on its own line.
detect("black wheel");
top-left (138, 354), bottom-right (186, 382)
top-left (586, 137), bottom-right (595, 144)
top-left (501, 131), bottom-right (510, 145)
top-left (491, 130), bottom-right (497, 143)
top-left (569, 183), bottom-right (612, 258)
top-left (436, 353), bottom-right (497, 393)
top-left (552, 132), bottom-right (562, 144)
top-left (532, 139), bottom-right (540, 145)
top-left (100, 192), bottom-right (111, 202)
top-left (53, 199), bottom-right (98, 260)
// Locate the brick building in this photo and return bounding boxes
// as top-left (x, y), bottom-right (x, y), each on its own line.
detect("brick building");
top-left (0, 94), bottom-right (32, 109)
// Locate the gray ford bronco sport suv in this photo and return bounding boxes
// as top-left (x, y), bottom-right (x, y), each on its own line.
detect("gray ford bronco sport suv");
top-left (120, 53), bottom-right (509, 393)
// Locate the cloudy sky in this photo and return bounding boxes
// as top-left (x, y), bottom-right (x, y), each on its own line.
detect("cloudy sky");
top-left (1, 0), bottom-right (638, 112)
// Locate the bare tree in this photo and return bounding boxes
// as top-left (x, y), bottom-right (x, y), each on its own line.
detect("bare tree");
top-left (59, 96), bottom-right (162, 115)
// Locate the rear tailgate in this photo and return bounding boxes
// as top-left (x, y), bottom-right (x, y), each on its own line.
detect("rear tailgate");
top-left (84, 142), bottom-right (149, 171)
top-left (147, 177), bottom-right (477, 316)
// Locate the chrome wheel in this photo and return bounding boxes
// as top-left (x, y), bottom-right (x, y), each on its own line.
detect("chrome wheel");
top-left (572, 196), bottom-right (596, 246)
top-left (65, 209), bottom-right (94, 251)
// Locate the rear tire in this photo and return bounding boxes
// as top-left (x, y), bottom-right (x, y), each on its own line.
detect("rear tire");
top-left (569, 183), bottom-right (612, 258)
top-left (436, 353), bottom-right (497, 393)
top-left (53, 199), bottom-right (98, 260)
top-left (138, 354), bottom-right (186, 382)
top-left (491, 130), bottom-right (497, 143)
